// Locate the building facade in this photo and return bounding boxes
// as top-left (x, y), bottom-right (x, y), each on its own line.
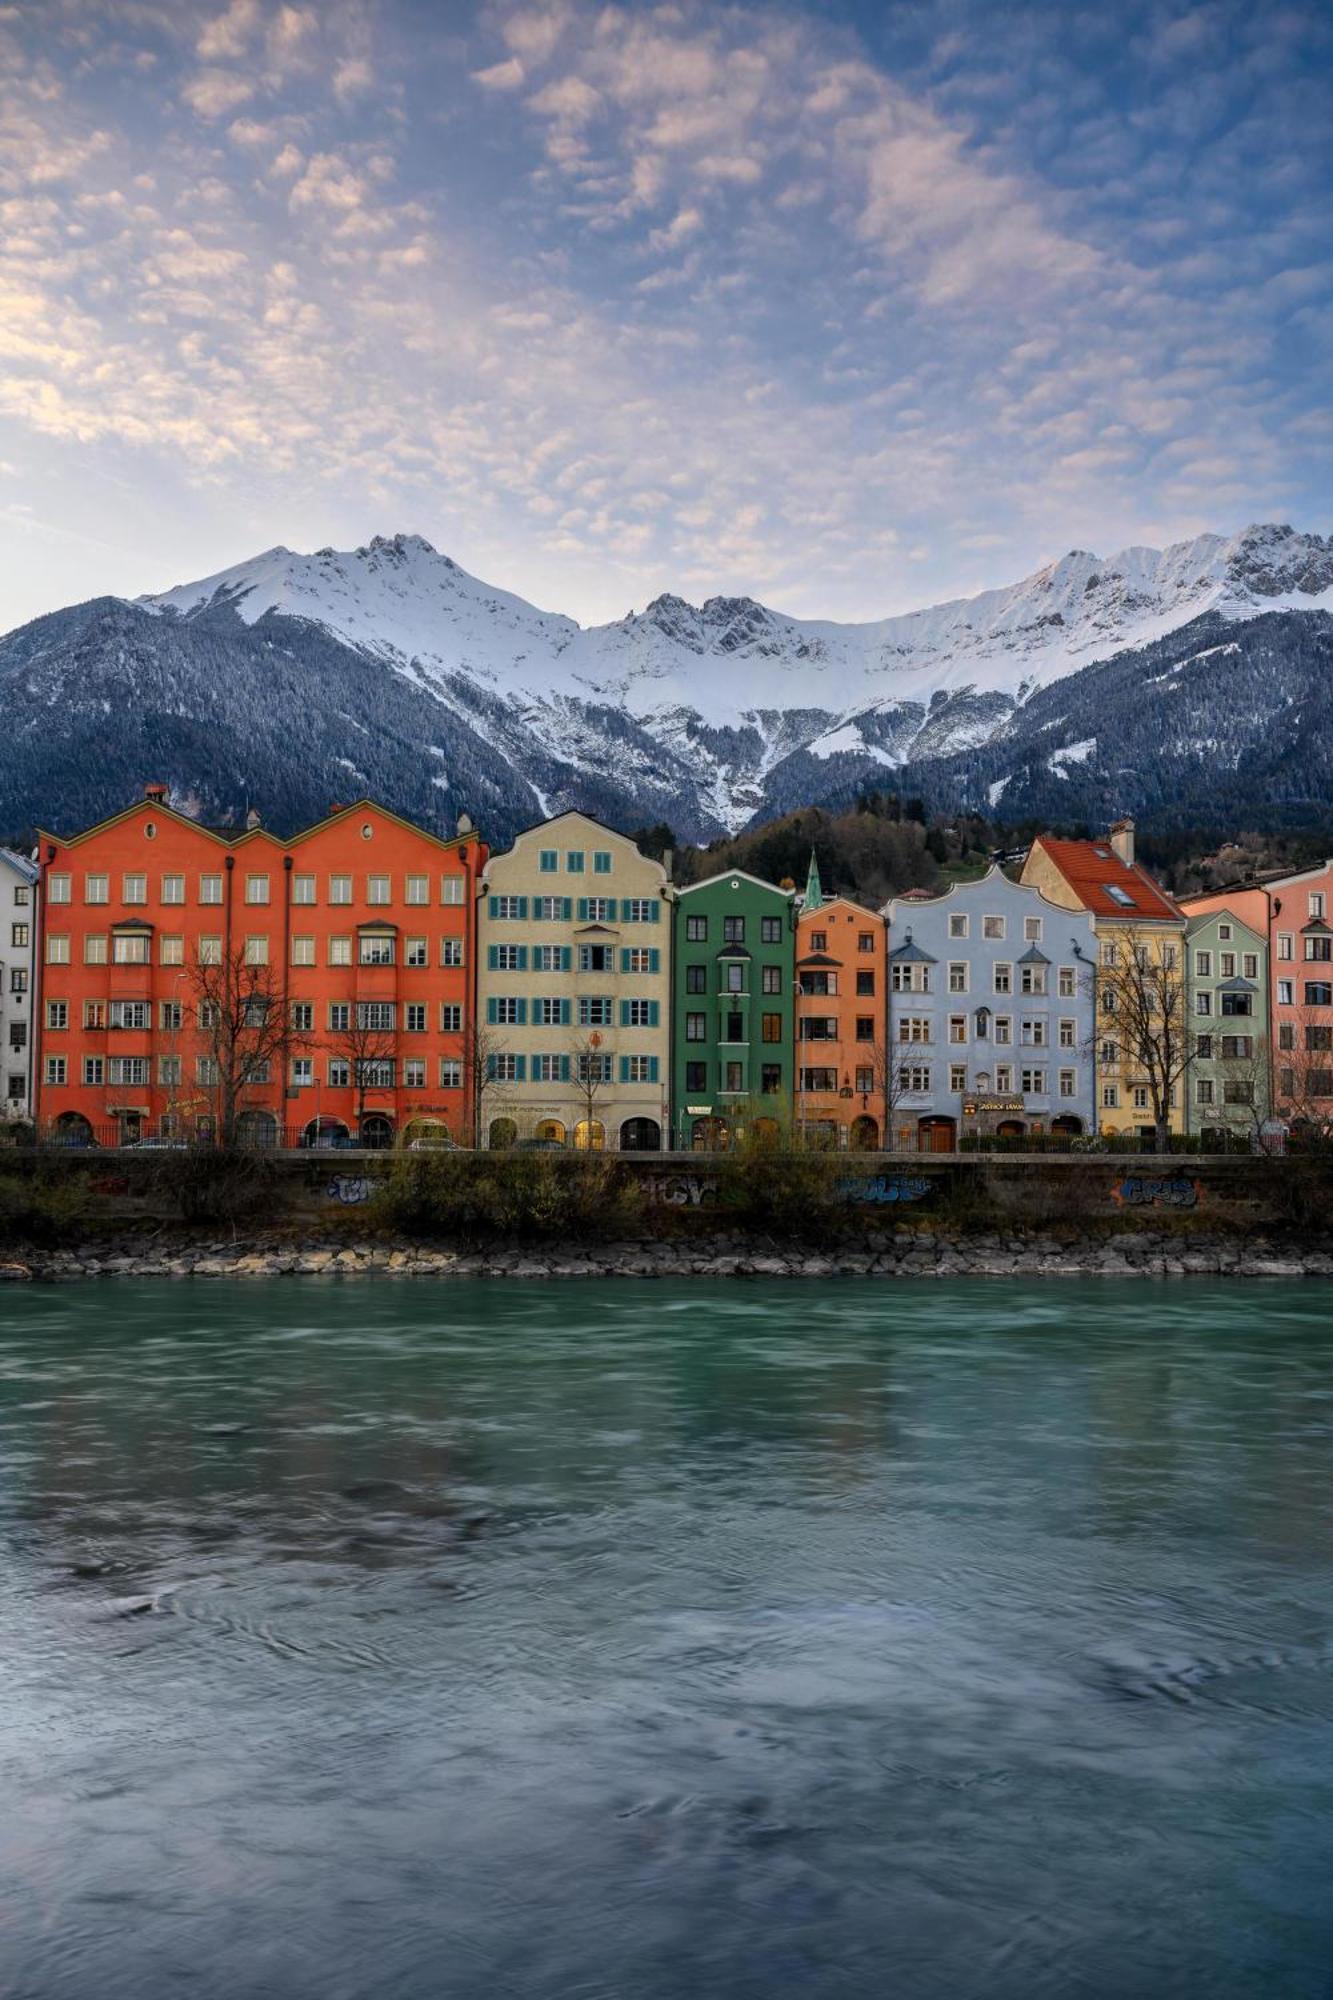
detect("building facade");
top-left (1184, 906), bottom-right (1268, 1138)
top-left (671, 870), bottom-right (796, 1149)
top-left (1, 847), bottom-right (38, 1121)
top-left (476, 811), bottom-right (671, 1150)
top-left (1021, 820), bottom-right (1188, 1138)
top-left (794, 860), bottom-right (887, 1148)
top-left (883, 866), bottom-right (1097, 1150)
top-left (1265, 860), bottom-right (1333, 1130)
top-left (34, 789), bottom-right (485, 1146)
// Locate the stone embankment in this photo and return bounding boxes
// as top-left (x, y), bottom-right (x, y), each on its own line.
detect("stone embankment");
top-left (3, 1232), bottom-right (1331, 1281)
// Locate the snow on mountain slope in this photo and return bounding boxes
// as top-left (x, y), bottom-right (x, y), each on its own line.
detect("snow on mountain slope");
top-left (140, 523), bottom-right (1333, 833)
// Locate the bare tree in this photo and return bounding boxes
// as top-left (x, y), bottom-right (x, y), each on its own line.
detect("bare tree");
top-left (1091, 935), bottom-right (1192, 1153)
top-left (185, 947), bottom-right (305, 1148)
top-left (462, 1016), bottom-right (503, 1147)
top-left (1273, 1011), bottom-right (1333, 1146)
top-left (1206, 1028), bottom-right (1272, 1149)
top-left (569, 1031), bottom-right (611, 1148)
top-left (326, 1001), bottom-right (398, 1135)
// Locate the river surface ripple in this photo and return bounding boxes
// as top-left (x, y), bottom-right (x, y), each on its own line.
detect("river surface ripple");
top-left (2, 1278), bottom-right (1332, 1999)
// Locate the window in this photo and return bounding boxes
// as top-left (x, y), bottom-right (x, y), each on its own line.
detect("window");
top-left (84, 874), bottom-right (108, 904)
top-left (993, 1016), bottom-right (1012, 1044)
top-left (156, 874), bottom-right (184, 906)
top-left (46, 1000), bottom-right (68, 1030)
top-left (403, 1058), bottom-right (426, 1089)
top-left (108, 1056), bottom-right (149, 1086)
top-left (685, 914), bottom-right (707, 942)
top-left (405, 937), bottom-right (427, 968)
top-left (897, 1064), bottom-right (931, 1093)
top-left (243, 935), bottom-right (269, 966)
top-left (1305, 935), bottom-right (1332, 962)
top-left (949, 962), bottom-right (968, 993)
top-left (855, 1017), bottom-right (874, 1042)
top-left (983, 915), bottom-right (1005, 940)
top-left (404, 1003), bottom-right (427, 1033)
top-left (1058, 1018), bottom-right (1076, 1048)
top-left (1307, 1025), bottom-right (1333, 1052)
top-left (1100, 1038), bottom-right (1119, 1066)
top-left (1306, 982), bottom-right (1333, 1006)
top-left (1020, 964), bottom-right (1047, 996)
top-left (439, 1059), bottom-right (462, 1089)
top-left (488, 1053), bottom-right (523, 1084)
top-left (1021, 1068), bottom-right (1047, 1095)
top-left (158, 1055), bottom-right (180, 1086)
top-left (762, 965), bottom-right (783, 995)
top-left (685, 1061), bottom-right (707, 1090)
top-left (578, 1052), bottom-right (613, 1084)
top-left (1196, 1033), bottom-right (1213, 1059)
top-left (113, 932), bottom-right (150, 964)
top-left (1024, 917), bottom-right (1042, 942)
top-left (623, 999), bottom-right (656, 1028)
top-left (45, 1055), bottom-right (67, 1085)
top-left (289, 1001), bottom-right (312, 1032)
top-left (1223, 1081), bottom-right (1254, 1106)
top-left (1131, 1085), bottom-right (1149, 1111)
top-left (949, 1063), bottom-right (967, 1092)
top-left (1218, 921), bottom-right (1233, 942)
top-left (1105, 886), bottom-right (1136, 909)
top-left (200, 874), bottom-right (223, 905)
top-left (198, 1001), bottom-right (220, 1030)
top-left (724, 963), bottom-right (745, 994)
top-left (993, 963), bottom-right (1011, 994)
top-left (1219, 952), bottom-right (1236, 979)
top-left (440, 877), bottom-right (465, 905)
top-left (537, 997), bottom-right (567, 1026)
top-left (891, 963), bottom-right (930, 993)
top-left (852, 970), bottom-right (874, 997)
top-left (686, 1013), bottom-right (706, 1043)
top-left (994, 1065), bottom-right (1013, 1092)
top-left (1059, 1070), bottom-right (1076, 1098)
top-left (761, 916), bottom-right (782, 944)
top-left (359, 933), bottom-right (395, 966)
top-left (594, 851), bottom-right (612, 875)
top-left (1100, 941), bottom-right (1118, 970)
top-left (244, 874), bottom-right (269, 905)
top-left (761, 1065), bottom-right (783, 1095)
top-left (723, 1061), bottom-right (745, 1093)
top-left (328, 937), bottom-right (352, 966)
top-left (623, 1055), bottom-right (656, 1084)
top-left (622, 899), bottom-right (654, 923)
top-left (1220, 992), bottom-right (1251, 1017)
top-left (491, 943), bottom-right (524, 972)
top-left (1058, 967), bottom-right (1076, 998)
top-left (532, 1054), bottom-right (564, 1083)
top-left (290, 1057), bottom-right (313, 1088)
top-left (585, 897), bottom-right (615, 922)
top-left (291, 936), bottom-right (316, 966)
top-left (84, 1000), bottom-right (106, 1029)
top-left (686, 964), bottom-right (706, 994)
top-left (1195, 991), bottom-right (1212, 1016)
top-left (762, 1013), bottom-right (783, 1043)
top-left (46, 873), bottom-right (70, 904)
top-left (897, 1016), bottom-right (932, 1044)
top-left (533, 945), bottom-right (565, 973)
top-left (356, 1001), bottom-right (396, 1032)
top-left (948, 1014), bottom-right (967, 1043)
top-left (325, 1057), bottom-right (350, 1087)
top-left (801, 1066), bottom-right (838, 1092)
top-left (155, 934), bottom-right (183, 966)
top-left (1312, 893), bottom-right (1326, 920)
top-left (1220, 1035), bottom-right (1253, 1060)
top-left (539, 848), bottom-right (558, 874)
top-left (625, 948), bottom-right (656, 974)
top-left (566, 851), bottom-right (585, 874)
top-left (1278, 980), bottom-right (1294, 1005)
top-left (329, 875), bottom-right (353, 905)
top-left (363, 874), bottom-right (389, 907)
top-left (579, 943), bottom-right (613, 973)
top-left (441, 938), bottom-right (464, 967)
top-left (440, 1003), bottom-right (462, 1033)
top-left (1278, 1024), bottom-right (1295, 1052)
top-left (109, 999), bottom-right (150, 1029)
top-left (405, 875), bottom-right (429, 906)
top-left (45, 933), bottom-right (70, 964)
top-left (1278, 932), bottom-right (1293, 960)
top-left (1243, 954), bottom-right (1258, 980)
top-left (534, 895), bottom-right (568, 921)
top-left (578, 996), bottom-right (613, 1027)
top-left (1196, 1077), bottom-right (1215, 1106)
top-left (1020, 1018), bottom-right (1047, 1046)
top-left (949, 913), bottom-right (968, 939)
top-left (292, 874), bottom-right (316, 905)
top-left (1101, 1083), bottom-right (1119, 1108)
top-left (723, 916), bottom-right (746, 945)
top-left (800, 1015), bottom-right (837, 1042)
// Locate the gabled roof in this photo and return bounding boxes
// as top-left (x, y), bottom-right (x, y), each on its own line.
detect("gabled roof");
top-left (676, 867), bottom-right (794, 900)
top-left (1018, 944), bottom-right (1049, 964)
top-left (1031, 837), bottom-right (1182, 923)
top-left (797, 951), bottom-right (841, 969)
top-left (0, 847), bottom-right (38, 884)
top-left (38, 794), bottom-right (479, 856)
top-left (890, 934), bottom-right (937, 965)
top-left (1219, 977), bottom-right (1258, 992)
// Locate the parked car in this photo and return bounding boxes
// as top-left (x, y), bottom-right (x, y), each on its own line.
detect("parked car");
top-left (407, 1136), bottom-right (460, 1151)
top-left (123, 1137), bottom-right (189, 1151)
top-left (514, 1138), bottom-right (566, 1152)
top-left (305, 1133), bottom-right (360, 1151)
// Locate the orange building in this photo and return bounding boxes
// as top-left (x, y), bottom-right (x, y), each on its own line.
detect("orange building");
top-left (794, 857), bottom-right (887, 1149)
top-left (33, 787), bottom-right (486, 1148)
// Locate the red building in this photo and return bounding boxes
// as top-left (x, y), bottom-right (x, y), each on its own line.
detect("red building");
top-left (33, 788), bottom-right (486, 1148)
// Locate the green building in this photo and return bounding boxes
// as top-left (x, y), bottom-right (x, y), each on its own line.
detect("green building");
top-left (1185, 905), bottom-right (1269, 1140)
top-left (671, 870), bottom-right (797, 1149)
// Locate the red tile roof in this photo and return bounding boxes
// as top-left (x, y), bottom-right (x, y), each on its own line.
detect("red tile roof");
top-left (1035, 837), bottom-right (1183, 922)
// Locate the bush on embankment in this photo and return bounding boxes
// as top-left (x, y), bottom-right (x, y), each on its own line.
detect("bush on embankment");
top-left (369, 1150), bottom-right (646, 1246)
top-left (0, 1164), bottom-right (93, 1247)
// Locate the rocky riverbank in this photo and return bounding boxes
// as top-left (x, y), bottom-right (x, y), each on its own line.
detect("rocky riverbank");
top-left (4, 1230), bottom-right (1332, 1282)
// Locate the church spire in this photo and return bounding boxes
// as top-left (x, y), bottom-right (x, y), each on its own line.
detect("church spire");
top-left (803, 848), bottom-right (824, 911)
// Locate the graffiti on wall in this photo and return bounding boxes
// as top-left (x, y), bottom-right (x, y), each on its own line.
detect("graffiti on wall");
top-left (642, 1173), bottom-right (718, 1207)
top-left (325, 1175), bottom-right (373, 1206)
top-left (1112, 1175), bottom-right (1200, 1209)
top-left (838, 1174), bottom-right (933, 1205)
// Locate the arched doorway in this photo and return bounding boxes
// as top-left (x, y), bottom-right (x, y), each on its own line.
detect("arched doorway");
top-left (303, 1116), bottom-right (351, 1150)
top-left (573, 1119), bottom-right (606, 1152)
top-left (917, 1116), bottom-right (956, 1153)
top-left (849, 1115), bottom-right (879, 1151)
top-left (619, 1116), bottom-right (661, 1152)
top-left (535, 1119), bottom-right (567, 1145)
top-left (750, 1117), bottom-right (781, 1150)
top-left (235, 1109), bottom-right (278, 1150)
top-left (402, 1117), bottom-right (453, 1148)
top-left (52, 1111), bottom-right (95, 1148)
top-left (488, 1117), bottom-right (518, 1151)
top-left (805, 1120), bottom-right (839, 1151)
top-left (996, 1119), bottom-right (1025, 1139)
top-left (691, 1116), bottom-right (729, 1152)
top-left (1050, 1115), bottom-right (1083, 1139)
top-left (115, 1109), bottom-right (144, 1146)
top-left (359, 1114), bottom-right (394, 1150)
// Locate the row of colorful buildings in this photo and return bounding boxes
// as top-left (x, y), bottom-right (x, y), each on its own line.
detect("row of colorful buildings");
top-left (3, 788), bottom-right (1328, 1151)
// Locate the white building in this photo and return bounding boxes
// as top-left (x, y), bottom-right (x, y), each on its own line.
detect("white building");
top-left (0, 847), bottom-right (38, 1122)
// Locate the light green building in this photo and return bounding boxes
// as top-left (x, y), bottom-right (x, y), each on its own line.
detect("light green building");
top-left (1185, 906), bottom-right (1268, 1139)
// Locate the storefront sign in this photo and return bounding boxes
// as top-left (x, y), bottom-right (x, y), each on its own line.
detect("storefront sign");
top-left (962, 1097), bottom-right (1025, 1116)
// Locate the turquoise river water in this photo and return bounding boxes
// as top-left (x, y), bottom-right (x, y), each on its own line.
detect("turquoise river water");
top-left (1, 1278), bottom-right (1332, 1998)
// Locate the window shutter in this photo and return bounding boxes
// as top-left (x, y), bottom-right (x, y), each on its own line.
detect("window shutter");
top-left (515, 998), bottom-right (527, 1025)
top-left (620, 948), bottom-right (630, 973)
top-left (619, 1056), bottom-right (630, 1083)
top-left (562, 897), bottom-right (572, 920)
top-left (487, 945), bottom-right (497, 969)
top-left (619, 999), bottom-right (630, 1027)
top-left (518, 946), bottom-right (529, 970)
top-left (559, 1054), bottom-right (571, 1082)
top-left (648, 1000), bottom-right (660, 1027)
top-left (487, 896), bottom-right (499, 919)
top-left (486, 997), bottom-right (498, 1025)
top-left (560, 998), bottom-right (571, 1026)
top-left (561, 946), bottom-right (573, 972)
top-left (619, 898), bottom-right (632, 922)
top-left (514, 1056), bottom-right (526, 1082)
top-left (649, 948), bottom-right (660, 973)
top-left (517, 896), bottom-right (529, 919)
top-left (648, 1057), bottom-right (659, 1083)
top-left (649, 899), bottom-right (660, 923)
top-left (575, 897), bottom-right (588, 921)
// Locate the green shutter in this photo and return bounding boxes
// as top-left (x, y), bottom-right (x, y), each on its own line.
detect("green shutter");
top-left (619, 1056), bottom-right (629, 1083)
top-left (648, 1056), bottom-right (659, 1084)
top-left (514, 1055), bottom-right (526, 1082)
top-left (486, 997), bottom-right (498, 1025)
top-left (561, 946), bottom-right (573, 972)
top-left (487, 944), bottom-right (499, 969)
top-left (516, 946), bottom-right (528, 971)
top-left (649, 947), bottom-right (660, 973)
top-left (560, 998), bottom-right (571, 1026)
top-left (515, 998), bottom-right (528, 1025)
top-left (562, 897), bottom-right (573, 920)
top-left (619, 999), bottom-right (630, 1027)
top-left (559, 1055), bottom-right (571, 1082)
top-left (620, 948), bottom-right (631, 973)
top-left (649, 899), bottom-right (660, 923)
top-left (648, 1000), bottom-right (660, 1027)
top-left (517, 896), bottom-right (529, 919)
top-left (487, 896), bottom-right (499, 919)
top-left (577, 897), bottom-right (589, 921)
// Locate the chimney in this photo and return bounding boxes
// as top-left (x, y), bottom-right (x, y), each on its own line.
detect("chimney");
top-left (143, 781), bottom-right (168, 802)
top-left (329, 801), bottom-right (347, 816)
top-left (661, 847), bottom-right (674, 881)
top-left (245, 807), bottom-right (262, 831)
top-left (456, 811), bottom-right (473, 836)
top-left (1109, 817), bottom-right (1135, 867)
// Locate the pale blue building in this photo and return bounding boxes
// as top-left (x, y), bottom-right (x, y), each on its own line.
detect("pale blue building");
top-left (882, 867), bottom-right (1098, 1149)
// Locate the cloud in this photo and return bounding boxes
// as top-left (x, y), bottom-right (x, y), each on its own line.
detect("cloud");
top-left (473, 56), bottom-right (525, 89)
top-left (182, 66), bottom-right (256, 117)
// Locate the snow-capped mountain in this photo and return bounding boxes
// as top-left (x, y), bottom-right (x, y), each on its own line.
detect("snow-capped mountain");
top-left (2, 523), bottom-right (1331, 845)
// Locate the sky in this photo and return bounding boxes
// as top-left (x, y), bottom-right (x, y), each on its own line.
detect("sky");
top-left (1, 0), bottom-right (1330, 634)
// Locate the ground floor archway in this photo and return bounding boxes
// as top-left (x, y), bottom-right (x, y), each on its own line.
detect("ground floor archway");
top-left (573, 1119), bottom-right (606, 1152)
top-left (995, 1119), bottom-right (1026, 1139)
top-left (535, 1118), bottom-right (567, 1145)
top-left (619, 1117), bottom-right (661, 1152)
top-left (690, 1116), bottom-right (730, 1152)
top-left (917, 1115), bottom-right (957, 1153)
top-left (52, 1111), bottom-right (95, 1147)
top-left (359, 1113), bottom-right (395, 1150)
top-left (488, 1117), bottom-right (518, 1151)
top-left (1050, 1115), bottom-right (1083, 1138)
top-left (750, 1117), bottom-right (781, 1150)
top-left (303, 1116), bottom-right (351, 1149)
top-left (236, 1109), bottom-right (279, 1149)
top-left (849, 1115), bottom-right (880, 1151)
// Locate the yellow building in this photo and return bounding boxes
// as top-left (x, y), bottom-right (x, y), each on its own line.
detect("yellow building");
top-left (1020, 819), bottom-right (1189, 1138)
top-left (477, 811), bottom-right (672, 1150)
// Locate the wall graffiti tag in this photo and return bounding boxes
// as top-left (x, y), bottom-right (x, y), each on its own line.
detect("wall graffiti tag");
top-left (1112, 1175), bottom-right (1199, 1209)
top-left (326, 1175), bottom-right (373, 1206)
top-left (643, 1173), bottom-right (717, 1207)
top-left (838, 1174), bottom-right (933, 1205)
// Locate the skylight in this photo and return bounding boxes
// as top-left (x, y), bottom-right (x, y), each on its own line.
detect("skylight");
top-left (1106, 885), bottom-right (1137, 907)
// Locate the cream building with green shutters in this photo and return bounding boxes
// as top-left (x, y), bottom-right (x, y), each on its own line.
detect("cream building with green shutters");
top-left (476, 811), bottom-right (672, 1150)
